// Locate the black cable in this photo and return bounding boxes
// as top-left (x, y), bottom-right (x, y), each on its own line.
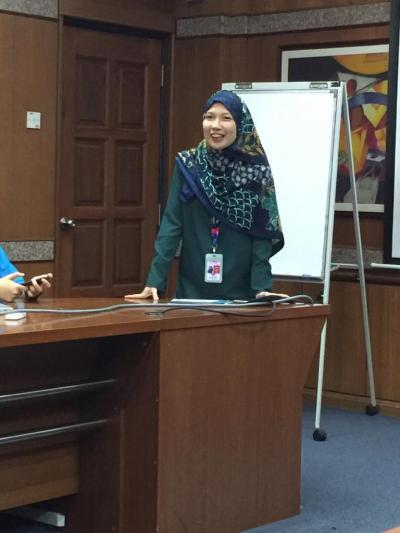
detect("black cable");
top-left (146, 303), bottom-right (277, 318)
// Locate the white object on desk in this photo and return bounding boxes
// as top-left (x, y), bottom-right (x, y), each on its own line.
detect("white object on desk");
top-left (4, 311), bottom-right (27, 321)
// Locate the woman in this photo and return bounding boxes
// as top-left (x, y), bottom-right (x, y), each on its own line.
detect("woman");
top-left (125, 90), bottom-right (284, 302)
top-left (0, 245), bottom-right (52, 302)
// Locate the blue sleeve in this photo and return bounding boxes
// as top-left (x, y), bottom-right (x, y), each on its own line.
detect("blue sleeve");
top-left (0, 246), bottom-right (24, 283)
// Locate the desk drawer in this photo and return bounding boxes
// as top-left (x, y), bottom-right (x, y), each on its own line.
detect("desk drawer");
top-left (0, 438), bottom-right (78, 511)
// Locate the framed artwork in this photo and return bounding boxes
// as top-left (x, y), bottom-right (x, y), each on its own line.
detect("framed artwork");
top-left (384, 0), bottom-right (400, 262)
top-left (281, 44), bottom-right (388, 212)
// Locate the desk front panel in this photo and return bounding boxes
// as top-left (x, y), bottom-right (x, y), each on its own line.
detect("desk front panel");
top-left (0, 299), bottom-right (328, 532)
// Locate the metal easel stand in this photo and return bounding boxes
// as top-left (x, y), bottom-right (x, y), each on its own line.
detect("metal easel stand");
top-left (313, 83), bottom-right (378, 442)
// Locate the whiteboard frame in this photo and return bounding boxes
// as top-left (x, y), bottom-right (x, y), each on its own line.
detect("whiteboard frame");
top-left (222, 81), bottom-right (342, 282)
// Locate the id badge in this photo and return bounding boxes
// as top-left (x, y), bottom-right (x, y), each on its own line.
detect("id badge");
top-left (205, 253), bottom-right (223, 283)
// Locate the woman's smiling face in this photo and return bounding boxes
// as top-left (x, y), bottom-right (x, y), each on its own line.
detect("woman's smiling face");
top-left (202, 103), bottom-right (237, 150)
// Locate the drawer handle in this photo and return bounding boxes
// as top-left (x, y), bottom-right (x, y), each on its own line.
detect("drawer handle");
top-left (0, 379), bottom-right (118, 404)
top-left (0, 419), bottom-right (107, 446)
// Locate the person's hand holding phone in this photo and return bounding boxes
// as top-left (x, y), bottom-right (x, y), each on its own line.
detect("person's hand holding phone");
top-left (23, 273), bottom-right (53, 300)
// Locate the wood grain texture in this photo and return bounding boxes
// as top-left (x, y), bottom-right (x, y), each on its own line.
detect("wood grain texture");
top-left (292, 280), bottom-right (400, 407)
top-left (321, 281), bottom-right (368, 396)
top-left (0, 338), bottom-right (109, 511)
top-left (0, 443), bottom-right (78, 511)
top-left (156, 316), bottom-right (325, 532)
top-left (57, 25), bottom-right (161, 297)
top-left (60, 0), bottom-right (174, 32)
top-left (304, 389), bottom-right (400, 418)
top-left (365, 283), bottom-right (400, 402)
top-left (0, 298), bottom-right (327, 347)
top-left (0, 299), bottom-right (328, 531)
top-left (333, 212), bottom-right (383, 250)
top-left (0, 14), bottom-right (57, 241)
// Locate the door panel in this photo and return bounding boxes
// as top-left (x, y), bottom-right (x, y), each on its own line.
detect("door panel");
top-left (57, 25), bottom-right (161, 296)
top-left (72, 221), bottom-right (105, 287)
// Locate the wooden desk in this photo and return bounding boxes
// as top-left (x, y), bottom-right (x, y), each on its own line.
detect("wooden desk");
top-left (0, 299), bottom-right (328, 532)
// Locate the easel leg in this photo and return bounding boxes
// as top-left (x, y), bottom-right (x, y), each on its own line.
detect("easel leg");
top-left (313, 82), bottom-right (378, 441)
top-left (313, 321), bottom-right (328, 441)
top-left (342, 83), bottom-right (378, 415)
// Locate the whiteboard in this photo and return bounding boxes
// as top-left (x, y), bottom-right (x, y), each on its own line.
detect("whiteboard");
top-left (223, 82), bottom-right (341, 280)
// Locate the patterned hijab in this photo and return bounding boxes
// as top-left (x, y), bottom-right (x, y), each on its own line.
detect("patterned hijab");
top-left (176, 90), bottom-right (284, 256)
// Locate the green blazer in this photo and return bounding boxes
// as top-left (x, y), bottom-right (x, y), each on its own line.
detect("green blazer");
top-left (146, 165), bottom-right (273, 300)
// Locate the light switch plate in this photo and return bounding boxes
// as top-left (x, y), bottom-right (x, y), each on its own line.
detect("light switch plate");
top-left (26, 111), bottom-right (41, 129)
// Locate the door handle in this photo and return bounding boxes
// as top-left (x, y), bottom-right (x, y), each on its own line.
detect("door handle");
top-left (59, 216), bottom-right (76, 229)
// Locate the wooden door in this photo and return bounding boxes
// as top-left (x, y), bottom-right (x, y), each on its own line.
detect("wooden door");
top-left (56, 25), bottom-right (162, 296)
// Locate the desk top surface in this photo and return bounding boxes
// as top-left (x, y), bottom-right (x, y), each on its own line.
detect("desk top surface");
top-left (0, 298), bottom-right (329, 347)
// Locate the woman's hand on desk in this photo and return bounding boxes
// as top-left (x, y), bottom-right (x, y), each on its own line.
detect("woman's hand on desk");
top-left (125, 287), bottom-right (159, 302)
top-left (0, 272), bottom-right (26, 302)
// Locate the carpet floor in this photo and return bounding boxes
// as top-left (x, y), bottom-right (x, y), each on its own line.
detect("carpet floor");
top-left (246, 404), bottom-right (400, 533)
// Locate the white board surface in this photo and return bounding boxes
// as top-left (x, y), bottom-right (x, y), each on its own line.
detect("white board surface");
top-left (223, 82), bottom-right (339, 279)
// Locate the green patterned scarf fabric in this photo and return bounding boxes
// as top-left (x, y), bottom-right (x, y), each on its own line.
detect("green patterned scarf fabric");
top-left (177, 90), bottom-right (284, 254)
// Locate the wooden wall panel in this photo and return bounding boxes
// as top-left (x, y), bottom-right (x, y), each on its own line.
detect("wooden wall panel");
top-left (61, 0), bottom-right (174, 33)
top-left (320, 281), bottom-right (368, 396)
top-left (175, 0), bottom-right (387, 18)
top-left (278, 279), bottom-right (400, 407)
top-left (0, 14), bottom-right (57, 241)
top-left (172, 36), bottom-right (227, 154)
top-left (172, 23), bottom-right (389, 156)
top-left (305, 281), bottom-right (400, 404)
top-left (333, 213), bottom-right (383, 250)
top-left (368, 284), bottom-right (400, 402)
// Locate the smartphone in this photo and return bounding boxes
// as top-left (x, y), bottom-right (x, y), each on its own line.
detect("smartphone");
top-left (21, 274), bottom-right (52, 287)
